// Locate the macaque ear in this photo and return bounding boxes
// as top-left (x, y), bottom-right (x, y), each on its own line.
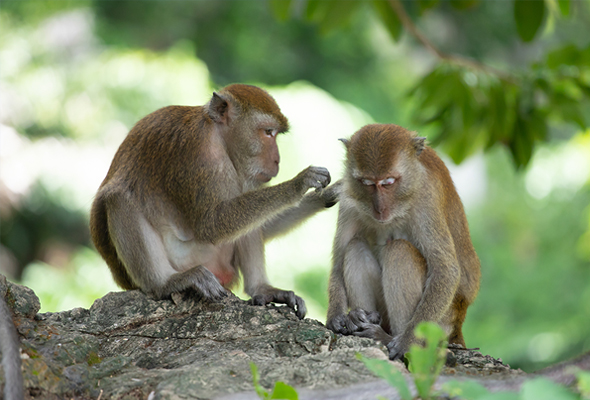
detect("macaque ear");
top-left (412, 136), bottom-right (426, 156)
top-left (207, 92), bottom-right (229, 124)
top-left (338, 138), bottom-right (350, 149)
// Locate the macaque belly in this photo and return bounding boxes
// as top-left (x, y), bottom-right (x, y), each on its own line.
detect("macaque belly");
top-left (162, 229), bottom-right (237, 287)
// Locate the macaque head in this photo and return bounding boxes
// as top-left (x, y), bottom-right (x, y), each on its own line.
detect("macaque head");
top-left (341, 124), bottom-right (426, 223)
top-left (207, 84), bottom-right (289, 185)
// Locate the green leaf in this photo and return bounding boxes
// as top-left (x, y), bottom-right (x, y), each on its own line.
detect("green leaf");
top-left (358, 355), bottom-right (413, 400)
top-left (407, 322), bottom-right (447, 400)
top-left (521, 378), bottom-right (578, 400)
top-left (372, 0), bottom-right (403, 41)
top-left (547, 44), bottom-right (581, 69)
top-left (450, 0), bottom-right (479, 10)
top-left (558, 0), bottom-right (570, 16)
top-left (514, 0), bottom-right (546, 42)
top-left (576, 369), bottom-right (590, 397)
top-left (442, 380), bottom-right (489, 399)
top-left (250, 362), bottom-right (270, 399)
top-left (419, 0), bottom-right (439, 13)
top-left (478, 393), bottom-right (520, 400)
top-left (304, 0), bottom-right (362, 34)
top-left (304, 0), bottom-right (323, 20)
top-left (269, 381), bottom-right (299, 400)
top-left (270, 0), bottom-right (292, 21)
top-left (509, 114), bottom-right (534, 169)
top-left (486, 82), bottom-right (509, 148)
top-left (553, 95), bottom-right (586, 129)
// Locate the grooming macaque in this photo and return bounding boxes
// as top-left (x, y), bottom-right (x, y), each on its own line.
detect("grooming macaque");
top-left (326, 124), bottom-right (480, 359)
top-left (90, 84), bottom-right (338, 319)
top-left (1, 278), bottom-right (24, 400)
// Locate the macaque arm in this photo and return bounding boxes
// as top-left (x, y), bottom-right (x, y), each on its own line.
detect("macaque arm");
top-left (262, 181), bottom-right (341, 241)
top-left (326, 203), bottom-right (358, 330)
top-left (405, 216), bottom-right (461, 336)
top-left (187, 166), bottom-right (330, 244)
top-left (236, 229), bottom-right (269, 294)
top-left (236, 230), bottom-right (307, 319)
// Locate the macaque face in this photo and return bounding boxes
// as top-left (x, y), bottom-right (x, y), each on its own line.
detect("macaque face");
top-left (355, 174), bottom-right (400, 222)
top-left (255, 125), bottom-right (280, 183)
top-left (345, 124), bottom-right (421, 224)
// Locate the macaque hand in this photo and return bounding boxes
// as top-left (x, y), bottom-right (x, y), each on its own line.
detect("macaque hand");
top-left (250, 285), bottom-right (307, 319)
top-left (316, 179), bottom-right (343, 208)
top-left (294, 166), bottom-right (331, 193)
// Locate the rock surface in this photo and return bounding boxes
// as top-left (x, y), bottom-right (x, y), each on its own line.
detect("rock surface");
top-left (1, 276), bottom-right (526, 399)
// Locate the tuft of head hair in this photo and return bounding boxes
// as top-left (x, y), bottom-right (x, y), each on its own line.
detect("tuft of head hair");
top-left (220, 84), bottom-right (289, 132)
top-left (348, 124), bottom-right (425, 176)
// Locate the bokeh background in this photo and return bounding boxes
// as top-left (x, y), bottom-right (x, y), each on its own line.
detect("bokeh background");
top-left (1, 0), bottom-right (589, 373)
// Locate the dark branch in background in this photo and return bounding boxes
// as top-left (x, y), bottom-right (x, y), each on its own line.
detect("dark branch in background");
top-left (388, 0), bottom-right (517, 83)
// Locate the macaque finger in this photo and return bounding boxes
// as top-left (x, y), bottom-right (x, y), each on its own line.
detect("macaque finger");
top-left (250, 294), bottom-right (272, 306)
top-left (294, 295), bottom-right (307, 319)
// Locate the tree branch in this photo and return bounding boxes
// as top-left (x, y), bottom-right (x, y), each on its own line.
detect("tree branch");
top-left (388, 0), bottom-right (516, 83)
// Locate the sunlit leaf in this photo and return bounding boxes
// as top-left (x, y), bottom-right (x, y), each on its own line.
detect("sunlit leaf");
top-left (478, 393), bottom-right (520, 400)
top-left (250, 362), bottom-right (269, 399)
top-left (514, 0), bottom-right (546, 42)
top-left (521, 378), bottom-right (578, 400)
top-left (358, 355), bottom-right (413, 400)
top-left (407, 322), bottom-right (447, 400)
top-left (576, 370), bottom-right (590, 397)
top-left (269, 381), bottom-right (299, 400)
top-left (443, 380), bottom-right (489, 399)
top-left (372, 0), bottom-right (403, 41)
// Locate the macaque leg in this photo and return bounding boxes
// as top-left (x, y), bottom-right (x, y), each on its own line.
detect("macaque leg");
top-left (380, 239), bottom-right (427, 338)
top-left (448, 296), bottom-right (468, 347)
top-left (338, 238), bottom-right (387, 335)
top-left (107, 194), bottom-right (226, 300)
top-left (343, 238), bottom-right (382, 313)
top-left (238, 230), bottom-right (307, 319)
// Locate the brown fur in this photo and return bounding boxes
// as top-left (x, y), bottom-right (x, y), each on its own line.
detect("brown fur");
top-left (327, 124), bottom-right (480, 359)
top-left (90, 84), bottom-right (335, 318)
top-left (221, 84), bottom-right (289, 132)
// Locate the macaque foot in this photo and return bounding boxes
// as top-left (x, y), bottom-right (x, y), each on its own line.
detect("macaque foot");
top-left (250, 288), bottom-right (307, 319)
top-left (386, 334), bottom-right (411, 361)
top-left (326, 308), bottom-right (382, 336)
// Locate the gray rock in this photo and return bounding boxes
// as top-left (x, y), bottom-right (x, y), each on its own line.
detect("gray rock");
top-left (0, 277), bottom-right (528, 400)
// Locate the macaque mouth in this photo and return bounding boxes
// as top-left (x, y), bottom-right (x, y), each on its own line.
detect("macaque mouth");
top-left (258, 172), bottom-right (276, 183)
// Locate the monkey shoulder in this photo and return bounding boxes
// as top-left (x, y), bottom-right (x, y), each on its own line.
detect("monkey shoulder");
top-left (419, 147), bottom-right (452, 181)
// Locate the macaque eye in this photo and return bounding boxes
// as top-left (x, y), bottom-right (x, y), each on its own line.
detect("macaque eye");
top-left (382, 177), bottom-right (396, 186)
top-left (264, 128), bottom-right (278, 138)
top-left (361, 179), bottom-right (374, 186)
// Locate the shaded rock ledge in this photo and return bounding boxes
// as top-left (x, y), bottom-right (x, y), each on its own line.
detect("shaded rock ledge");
top-left (1, 276), bottom-right (525, 399)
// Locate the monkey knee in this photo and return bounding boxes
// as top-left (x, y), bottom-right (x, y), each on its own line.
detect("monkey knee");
top-left (343, 239), bottom-right (379, 274)
top-left (384, 239), bottom-right (420, 256)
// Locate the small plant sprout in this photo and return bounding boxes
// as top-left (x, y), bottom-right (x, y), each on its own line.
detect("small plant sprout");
top-left (250, 362), bottom-right (299, 400)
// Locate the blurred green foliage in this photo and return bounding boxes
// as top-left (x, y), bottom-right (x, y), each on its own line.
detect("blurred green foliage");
top-left (1, 0), bottom-right (590, 374)
top-left (276, 0), bottom-right (590, 168)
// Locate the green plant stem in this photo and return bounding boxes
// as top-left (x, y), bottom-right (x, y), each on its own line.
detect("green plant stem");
top-left (387, 0), bottom-right (516, 83)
